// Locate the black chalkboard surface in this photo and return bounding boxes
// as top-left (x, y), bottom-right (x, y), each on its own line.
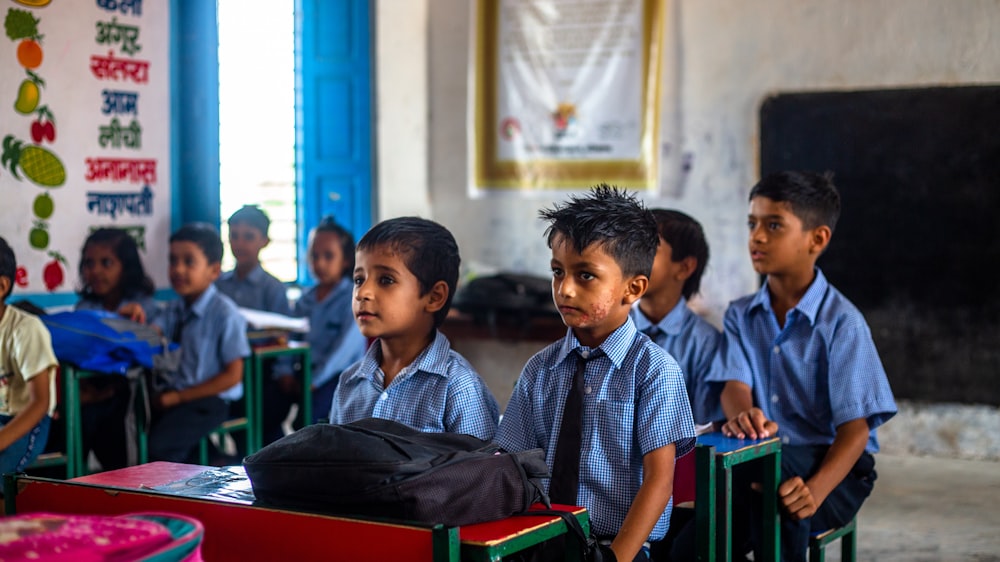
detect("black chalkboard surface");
top-left (760, 85), bottom-right (1000, 405)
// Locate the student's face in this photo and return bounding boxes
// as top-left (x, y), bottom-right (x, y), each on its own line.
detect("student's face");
top-left (81, 242), bottom-right (124, 300)
top-left (309, 231), bottom-right (346, 286)
top-left (168, 241), bottom-right (220, 302)
top-left (645, 237), bottom-right (686, 301)
top-left (549, 235), bottom-right (645, 348)
top-left (747, 196), bottom-right (820, 276)
top-left (228, 223), bottom-right (269, 266)
top-left (352, 246), bottom-right (440, 340)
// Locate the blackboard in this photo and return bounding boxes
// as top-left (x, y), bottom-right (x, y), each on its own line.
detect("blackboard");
top-left (760, 85), bottom-right (1000, 405)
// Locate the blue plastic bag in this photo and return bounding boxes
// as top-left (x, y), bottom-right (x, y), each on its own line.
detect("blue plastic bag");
top-left (41, 310), bottom-right (175, 375)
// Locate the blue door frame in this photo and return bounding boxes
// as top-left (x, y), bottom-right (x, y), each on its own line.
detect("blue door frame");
top-left (295, 0), bottom-right (374, 283)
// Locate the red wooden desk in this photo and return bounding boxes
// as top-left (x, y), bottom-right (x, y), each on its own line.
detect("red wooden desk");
top-left (5, 462), bottom-right (588, 562)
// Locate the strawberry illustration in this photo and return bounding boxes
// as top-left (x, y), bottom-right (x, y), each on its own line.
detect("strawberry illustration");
top-left (15, 265), bottom-right (28, 287)
top-left (43, 250), bottom-right (65, 292)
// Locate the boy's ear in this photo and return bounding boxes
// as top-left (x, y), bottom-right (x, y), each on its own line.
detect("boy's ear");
top-left (424, 280), bottom-right (449, 313)
top-left (809, 225), bottom-right (832, 254)
top-left (208, 261), bottom-right (222, 280)
top-left (677, 256), bottom-right (698, 282)
top-left (0, 275), bottom-right (10, 301)
top-left (622, 274), bottom-right (648, 305)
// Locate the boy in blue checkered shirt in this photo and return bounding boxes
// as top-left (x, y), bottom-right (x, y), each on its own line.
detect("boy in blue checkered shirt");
top-left (684, 171), bottom-right (897, 562)
top-left (496, 185), bottom-right (696, 562)
top-left (328, 217), bottom-right (499, 441)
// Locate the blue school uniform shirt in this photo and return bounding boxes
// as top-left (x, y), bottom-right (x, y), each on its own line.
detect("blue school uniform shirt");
top-left (705, 268), bottom-right (897, 452)
top-left (495, 318), bottom-right (696, 540)
top-left (215, 264), bottom-right (290, 315)
top-left (329, 330), bottom-right (500, 441)
top-left (75, 292), bottom-right (161, 320)
top-left (630, 297), bottom-right (722, 424)
top-left (153, 284), bottom-right (250, 402)
top-left (294, 277), bottom-right (367, 389)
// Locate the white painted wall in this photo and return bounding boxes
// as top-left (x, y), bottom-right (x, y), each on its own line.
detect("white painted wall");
top-left (375, 0), bottom-right (431, 220)
top-left (414, 0), bottom-right (1000, 325)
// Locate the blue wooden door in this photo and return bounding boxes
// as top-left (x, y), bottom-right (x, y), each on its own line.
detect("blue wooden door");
top-left (295, 0), bottom-right (373, 283)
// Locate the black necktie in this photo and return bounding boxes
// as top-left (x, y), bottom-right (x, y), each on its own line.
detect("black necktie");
top-left (549, 349), bottom-right (595, 505)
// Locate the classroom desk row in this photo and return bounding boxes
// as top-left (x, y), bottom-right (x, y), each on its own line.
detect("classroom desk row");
top-left (48, 342), bottom-right (311, 478)
top-left (3, 462), bottom-right (590, 562)
top-left (17, 433), bottom-right (782, 562)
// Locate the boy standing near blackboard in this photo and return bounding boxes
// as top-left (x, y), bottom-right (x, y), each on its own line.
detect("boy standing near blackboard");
top-left (674, 171), bottom-right (897, 562)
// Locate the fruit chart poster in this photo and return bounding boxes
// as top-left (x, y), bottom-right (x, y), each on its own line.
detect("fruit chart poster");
top-left (470, 0), bottom-right (663, 195)
top-left (0, 0), bottom-right (170, 299)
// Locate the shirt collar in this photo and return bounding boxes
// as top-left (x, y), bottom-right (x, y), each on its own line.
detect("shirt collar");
top-left (349, 329), bottom-right (451, 383)
top-left (631, 297), bottom-right (688, 337)
top-left (556, 317), bottom-right (638, 371)
top-left (187, 283), bottom-right (218, 317)
top-left (748, 268), bottom-right (828, 326)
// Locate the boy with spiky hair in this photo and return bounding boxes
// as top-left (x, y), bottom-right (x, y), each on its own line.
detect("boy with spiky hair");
top-left (496, 185), bottom-right (696, 561)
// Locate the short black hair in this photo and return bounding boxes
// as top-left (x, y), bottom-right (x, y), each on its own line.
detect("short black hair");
top-left (0, 236), bottom-right (16, 302)
top-left (539, 184), bottom-right (659, 278)
top-left (228, 204), bottom-right (270, 237)
top-left (749, 171), bottom-right (841, 234)
top-left (651, 209), bottom-right (709, 299)
top-left (170, 223), bottom-right (224, 264)
top-left (356, 217), bottom-right (460, 328)
top-left (79, 228), bottom-right (155, 302)
top-left (312, 216), bottom-right (356, 279)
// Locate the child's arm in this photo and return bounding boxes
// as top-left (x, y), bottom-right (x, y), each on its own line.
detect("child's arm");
top-left (776, 417), bottom-right (869, 520)
top-left (719, 380), bottom-right (778, 440)
top-left (158, 358), bottom-right (244, 409)
top-left (0, 367), bottom-right (51, 451)
top-left (611, 443), bottom-right (676, 561)
top-left (118, 302), bottom-right (147, 324)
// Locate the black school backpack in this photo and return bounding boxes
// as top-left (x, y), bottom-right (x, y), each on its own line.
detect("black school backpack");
top-left (243, 418), bottom-right (551, 527)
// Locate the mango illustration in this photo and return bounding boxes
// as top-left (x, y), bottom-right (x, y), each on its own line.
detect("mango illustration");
top-left (14, 79), bottom-right (39, 114)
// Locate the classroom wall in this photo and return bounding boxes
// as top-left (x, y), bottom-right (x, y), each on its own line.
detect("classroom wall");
top-left (373, 0), bottom-right (1000, 457)
top-left (406, 0), bottom-right (1000, 326)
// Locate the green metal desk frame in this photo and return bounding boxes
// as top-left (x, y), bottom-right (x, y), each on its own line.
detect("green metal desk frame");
top-left (246, 343), bottom-right (311, 452)
top-left (695, 434), bottom-right (782, 562)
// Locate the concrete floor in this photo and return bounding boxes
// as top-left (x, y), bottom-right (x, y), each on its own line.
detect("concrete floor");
top-left (828, 454), bottom-right (1000, 562)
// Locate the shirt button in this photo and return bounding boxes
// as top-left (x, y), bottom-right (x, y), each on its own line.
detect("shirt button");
top-left (585, 386), bottom-right (592, 395)
top-left (379, 392), bottom-right (388, 401)
top-left (771, 394), bottom-right (779, 404)
top-left (580, 350), bottom-right (591, 359)
top-left (782, 436), bottom-right (790, 444)
top-left (773, 345), bottom-right (781, 355)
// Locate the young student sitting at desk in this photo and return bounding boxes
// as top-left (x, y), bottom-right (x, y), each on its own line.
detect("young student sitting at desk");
top-left (673, 171), bottom-right (897, 562)
top-left (123, 223), bottom-right (250, 463)
top-left (0, 236), bottom-right (57, 475)
top-left (281, 216), bottom-right (368, 434)
top-left (74, 227), bottom-right (160, 470)
top-left (215, 204), bottom-right (290, 315)
top-left (629, 209), bottom-right (721, 424)
top-left (495, 186), bottom-right (696, 562)
top-left (329, 217), bottom-right (500, 441)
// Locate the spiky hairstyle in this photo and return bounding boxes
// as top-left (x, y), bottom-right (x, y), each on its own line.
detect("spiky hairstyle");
top-left (539, 184), bottom-right (659, 278)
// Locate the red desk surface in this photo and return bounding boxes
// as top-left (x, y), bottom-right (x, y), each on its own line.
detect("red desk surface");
top-left (73, 461), bottom-right (213, 489)
top-left (460, 503), bottom-right (586, 546)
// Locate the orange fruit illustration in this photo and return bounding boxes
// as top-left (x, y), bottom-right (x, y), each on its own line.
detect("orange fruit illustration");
top-left (17, 39), bottom-right (43, 69)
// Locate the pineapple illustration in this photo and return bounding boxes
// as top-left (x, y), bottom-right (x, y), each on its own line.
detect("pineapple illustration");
top-left (1, 134), bottom-right (64, 187)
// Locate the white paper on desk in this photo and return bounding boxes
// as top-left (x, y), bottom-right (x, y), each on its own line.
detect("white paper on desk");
top-left (238, 308), bottom-right (310, 333)
top-left (695, 422), bottom-right (716, 436)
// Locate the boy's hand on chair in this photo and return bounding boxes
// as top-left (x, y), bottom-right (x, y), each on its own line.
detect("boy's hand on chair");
top-left (721, 408), bottom-right (779, 440)
top-left (118, 303), bottom-right (147, 324)
top-left (154, 390), bottom-right (182, 410)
